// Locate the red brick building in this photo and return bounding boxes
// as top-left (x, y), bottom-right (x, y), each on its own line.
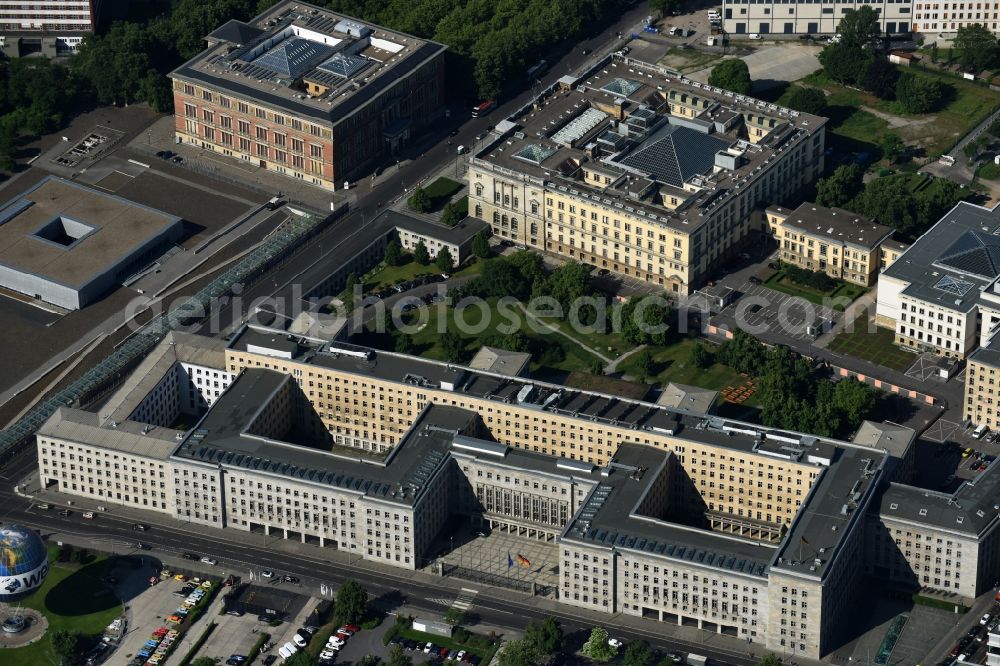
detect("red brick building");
top-left (169, 0), bottom-right (446, 191)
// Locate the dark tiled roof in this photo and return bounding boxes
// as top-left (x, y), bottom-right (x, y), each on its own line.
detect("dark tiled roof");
top-left (615, 124), bottom-right (731, 187)
top-left (936, 231), bottom-right (1000, 279)
top-left (208, 19), bottom-right (264, 45)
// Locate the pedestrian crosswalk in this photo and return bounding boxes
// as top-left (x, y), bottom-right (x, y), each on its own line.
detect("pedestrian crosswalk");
top-left (453, 587), bottom-right (478, 611)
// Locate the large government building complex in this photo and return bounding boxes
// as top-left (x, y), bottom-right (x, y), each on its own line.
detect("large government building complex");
top-left (169, 0), bottom-right (446, 190)
top-left (466, 55), bottom-right (827, 295)
top-left (34, 325), bottom-right (1000, 659)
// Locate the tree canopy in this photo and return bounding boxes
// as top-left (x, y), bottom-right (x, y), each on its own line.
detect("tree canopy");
top-left (334, 580), bottom-right (369, 626)
top-left (581, 627), bottom-right (618, 663)
top-left (623, 639), bottom-right (655, 666)
top-left (848, 174), bottom-right (965, 241)
top-left (708, 59), bottom-right (752, 94)
top-left (815, 164), bottom-right (864, 209)
top-left (895, 72), bottom-right (947, 114)
top-left (784, 86), bottom-right (827, 116)
top-left (954, 23), bottom-right (1000, 72)
top-left (524, 616), bottom-right (563, 654)
top-left (497, 638), bottom-right (543, 666)
top-left (836, 5), bottom-right (883, 49)
top-left (327, 0), bottom-right (629, 98)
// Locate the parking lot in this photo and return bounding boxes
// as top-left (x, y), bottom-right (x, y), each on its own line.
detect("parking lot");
top-left (191, 611), bottom-right (264, 663)
top-left (712, 279), bottom-right (840, 343)
top-left (912, 419), bottom-right (1000, 491)
top-left (114, 565), bottom-right (207, 664)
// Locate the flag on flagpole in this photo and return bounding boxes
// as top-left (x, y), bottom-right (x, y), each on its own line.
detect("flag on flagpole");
top-left (507, 552), bottom-right (514, 569)
top-left (516, 554), bottom-right (531, 568)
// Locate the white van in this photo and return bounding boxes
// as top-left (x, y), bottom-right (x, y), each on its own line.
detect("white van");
top-left (973, 423), bottom-right (989, 439)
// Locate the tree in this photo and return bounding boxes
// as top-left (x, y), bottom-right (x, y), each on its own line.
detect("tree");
top-left (650, 0), bottom-right (684, 17)
top-left (436, 247), bottom-right (455, 273)
top-left (395, 334), bottom-right (415, 355)
top-left (861, 58), bottom-right (899, 99)
top-left (756, 654), bottom-right (782, 666)
top-left (879, 133), bottom-right (905, 164)
top-left (191, 659), bottom-right (218, 666)
top-left (472, 231), bottom-right (491, 259)
top-left (414, 241), bottom-right (430, 265)
top-left (835, 6), bottom-right (883, 49)
top-left (708, 59), bottom-right (752, 94)
top-left (385, 240), bottom-right (404, 267)
top-left (623, 640), bottom-right (655, 666)
top-left (634, 349), bottom-right (654, 379)
top-left (498, 639), bottom-right (543, 666)
top-left (545, 261), bottom-right (592, 312)
top-left (387, 645), bottom-right (413, 666)
top-left (818, 43), bottom-right (874, 86)
top-left (581, 627), bottom-right (618, 663)
top-left (441, 330), bottom-right (465, 362)
top-left (815, 164), bottom-right (863, 208)
top-left (785, 86), bottom-right (827, 116)
top-left (690, 343), bottom-right (713, 369)
top-left (524, 616), bottom-right (563, 654)
top-left (441, 201), bottom-right (464, 227)
top-left (832, 378), bottom-right (877, 427)
top-left (620, 297), bottom-right (672, 346)
top-left (334, 580), bottom-right (369, 626)
top-left (52, 630), bottom-right (83, 666)
top-left (954, 23), bottom-right (1000, 72)
top-left (344, 271), bottom-right (359, 295)
top-left (408, 187), bottom-right (432, 213)
top-left (444, 607), bottom-right (468, 626)
top-left (895, 73), bottom-right (946, 114)
top-left (358, 656), bottom-right (380, 666)
top-left (282, 653), bottom-right (315, 666)
top-left (588, 357), bottom-right (605, 375)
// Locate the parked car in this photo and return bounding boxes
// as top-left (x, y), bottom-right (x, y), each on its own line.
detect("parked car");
top-left (262, 570), bottom-right (274, 578)
top-left (292, 634), bottom-right (308, 648)
top-left (982, 613), bottom-right (992, 625)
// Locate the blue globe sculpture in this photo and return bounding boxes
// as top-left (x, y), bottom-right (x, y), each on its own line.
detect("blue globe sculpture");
top-left (0, 526), bottom-right (49, 600)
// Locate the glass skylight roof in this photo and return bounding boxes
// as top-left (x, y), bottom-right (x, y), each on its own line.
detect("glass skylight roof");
top-left (513, 144), bottom-right (557, 165)
top-left (601, 77), bottom-right (642, 97)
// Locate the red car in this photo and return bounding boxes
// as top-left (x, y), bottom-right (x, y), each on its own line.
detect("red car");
top-left (439, 647), bottom-right (450, 659)
top-left (344, 624), bottom-right (360, 633)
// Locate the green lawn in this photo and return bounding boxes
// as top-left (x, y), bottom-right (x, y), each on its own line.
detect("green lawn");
top-left (799, 68), bottom-right (1000, 157)
top-left (763, 268), bottom-right (867, 310)
top-left (978, 161), bottom-right (1000, 180)
top-left (423, 177), bottom-right (464, 208)
top-left (6, 554), bottom-right (123, 666)
top-left (827, 313), bottom-right (916, 372)
top-left (348, 255), bottom-right (488, 297)
top-left (351, 296), bottom-right (603, 377)
top-left (617, 338), bottom-right (759, 403)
